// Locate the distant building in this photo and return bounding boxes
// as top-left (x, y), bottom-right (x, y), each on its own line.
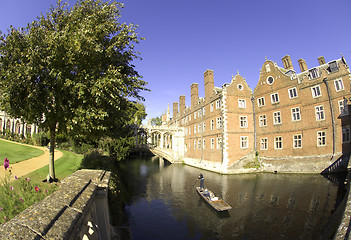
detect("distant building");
top-left (166, 55), bottom-right (351, 172)
top-left (0, 110), bottom-right (39, 136)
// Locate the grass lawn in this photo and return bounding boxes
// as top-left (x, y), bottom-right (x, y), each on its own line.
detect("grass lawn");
top-left (0, 139), bottom-right (44, 164)
top-left (1, 149), bottom-right (83, 224)
top-left (25, 149), bottom-right (83, 183)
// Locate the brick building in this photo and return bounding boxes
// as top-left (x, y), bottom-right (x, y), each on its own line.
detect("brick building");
top-left (166, 55), bottom-right (351, 173)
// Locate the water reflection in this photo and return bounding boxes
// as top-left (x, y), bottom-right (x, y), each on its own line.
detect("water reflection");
top-left (118, 157), bottom-right (346, 240)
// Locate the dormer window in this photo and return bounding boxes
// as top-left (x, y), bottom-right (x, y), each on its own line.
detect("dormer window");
top-left (309, 68), bottom-right (319, 79)
top-left (328, 61), bottom-right (339, 73)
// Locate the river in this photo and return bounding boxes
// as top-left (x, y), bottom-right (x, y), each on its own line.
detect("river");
top-left (117, 156), bottom-right (346, 240)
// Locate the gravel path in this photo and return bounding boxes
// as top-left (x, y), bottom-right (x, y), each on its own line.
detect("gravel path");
top-left (0, 140), bottom-right (63, 180)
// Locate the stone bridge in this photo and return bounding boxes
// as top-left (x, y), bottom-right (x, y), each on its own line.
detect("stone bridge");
top-left (142, 125), bottom-right (185, 163)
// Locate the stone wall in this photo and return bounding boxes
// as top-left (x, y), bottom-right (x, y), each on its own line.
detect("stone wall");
top-left (0, 169), bottom-right (113, 240)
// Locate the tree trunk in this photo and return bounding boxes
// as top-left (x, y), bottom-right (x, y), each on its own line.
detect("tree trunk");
top-left (49, 124), bottom-right (56, 180)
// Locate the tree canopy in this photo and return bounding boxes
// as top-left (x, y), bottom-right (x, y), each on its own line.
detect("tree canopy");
top-left (0, 0), bottom-right (148, 180)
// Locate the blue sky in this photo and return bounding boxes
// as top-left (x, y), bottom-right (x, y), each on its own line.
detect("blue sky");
top-left (1, 0), bottom-right (351, 122)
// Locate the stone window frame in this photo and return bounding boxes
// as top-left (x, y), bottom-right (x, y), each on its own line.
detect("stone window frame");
top-left (240, 136), bottom-right (249, 149)
top-left (198, 139), bottom-right (201, 149)
top-left (315, 105), bottom-right (325, 121)
top-left (216, 116), bottom-right (222, 129)
top-left (257, 97), bottom-right (265, 107)
top-left (338, 99), bottom-right (349, 116)
top-left (270, 92), bottom-right (280, 104)
top-left (203, 122), bottom-right (206, 132)
top-left (273, 111), bottom-right (282, 125)
top-left (239, 116), bottom-right (248, 128)
top-left (274, 136), bottom-right (283, 149)
top-left (215, 99), bottom-right (221, 109)
top-left (259, 114), bottom-right (267, 127)
top-left (210, 103), bottom-right (214, 112)
top-left (311, 85), bottom-right (322, 98)
top-left (210, 138), bottom-right (215, 149)
top-left (194, 125), bottom-right (196, 134)
top-left (317, 131), bottom-right (326, 147)
top-left (267, 76), bottom-right (274, 85)
top-left (210, 119), bottom-right (214, 130)
top-left (216, 137), bottom-right (222, 149)
top-left (203, 139), bottom-right (206, 149)
top-left (288, 87), bottom-right (298, 99)
top-left (342, 126), bottom-right (351, 143)
top-left (291, 107), bottom-right (301, 122)
top-left (260, 137), bottom-right (268, 150)
top-left (334, 78), bottom-right (344, 92)
top-left (293, 134), bottom-right (302, 148)
top-left (238, 99), bottom-right (246, 109)
top-left (194, 140), bottom-right (196, 149)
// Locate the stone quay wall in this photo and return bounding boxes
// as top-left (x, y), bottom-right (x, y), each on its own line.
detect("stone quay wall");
top-left (0, 169), bottom-right (113, 240)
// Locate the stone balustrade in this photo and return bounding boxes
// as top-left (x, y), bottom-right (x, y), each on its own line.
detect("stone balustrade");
top-left (0, 169), bottom-right (113, 240)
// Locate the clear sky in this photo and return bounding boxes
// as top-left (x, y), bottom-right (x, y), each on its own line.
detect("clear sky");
top-left (1, 0), bottom-right (351, 122)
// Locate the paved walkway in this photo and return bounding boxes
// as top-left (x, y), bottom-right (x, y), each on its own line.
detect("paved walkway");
top-left (0, 140), bottom-right (63, 180)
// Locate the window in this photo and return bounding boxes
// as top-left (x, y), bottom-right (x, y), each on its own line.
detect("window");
top-left (198, 109), bottom-right (201, 118)
top-left (334, 79), bottom-right (344, 92)
top-left (210, 103), bottom-right (214, 112)
top-left (240, 136), bottom-right (248, 149)
top-left (194, 140), bottom-right (196, 149)
top-left (189, 127), bottom-right (191, 135)
top-left (343, 126), bottom-right (350, 143)
top-left (194, 112), bottom-right (197, 119)
top-left (203, 107), bottom-right (206, 116)
top-left (189, 115), bottom-right (191, 121)
top-left (291, 107), bottom-right (301, 121)
top-left (216, 99), bottom-right (221, 109)
top-left (339, 99), bottom-right (349, 116)
top-left (274, 136), bottom-right (283, 149)
top-left (273, 111), bottom-right (282, 125)
top-left (211, 119), bottom-right (214, 130)
top-left (293, 134), bottom-right (302, 148)
top-left (260, 138), bottom-right (268, 150)
top-left (203, 139), bottom-right (206, 149)
top-left (311, 85), bottom-right (322, 98)
top-left (259, 115), bottom-right (267, 127)
top-left (203, 122), bottom-right (206, 132)
top-left (265, 64), bottom-right (271, 73)
top-left (309, 68), bottom-right (319, 79)
top-left (198, 124), bottom-right (201, 133)
top-left (315, 105), bottom-right (325, 121)
top-left (317, 131), bottom-right (326, 146)
top-left (211, 138), bottom-right (214, 149)
top-left (267, 76), bottom-right (274, 85)
top-left (198, 140), bottom-right (201, 149)
top-left (216, 117), bottom-right (222, 129)
top-left (257, 97), bottom-right (265, 107)
top-left (329, 61), bottom-right (339, 73)
top-left (217, 137), bottom-right (222, 149)
top-left (271, 93), bottom-right (279, 104)
top-left (194, 125), bottom-right (196, 134)
top-left (240, 116), bottom-right (248, 128)
top-left (288, 87), bottom-right (298, 99)
top-left (238, 99), bottom-right (246, 108)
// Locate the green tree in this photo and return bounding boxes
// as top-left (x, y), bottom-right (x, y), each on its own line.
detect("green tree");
top-left (0, 0), bottom-right (147, 180)
top-left (150, 116), bottom-right (162, 126)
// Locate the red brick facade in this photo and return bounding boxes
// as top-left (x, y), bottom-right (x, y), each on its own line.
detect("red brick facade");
top-left (169, 55), bottom-right (351, 168)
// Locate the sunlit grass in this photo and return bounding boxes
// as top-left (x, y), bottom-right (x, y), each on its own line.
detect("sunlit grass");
top-left (0, 149), bottom-right (83, 224)
top-left (0, 139), bottom-right (44, 164)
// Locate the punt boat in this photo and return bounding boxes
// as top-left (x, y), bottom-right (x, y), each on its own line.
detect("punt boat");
top-left (196, 187), bottom-right (232, 211)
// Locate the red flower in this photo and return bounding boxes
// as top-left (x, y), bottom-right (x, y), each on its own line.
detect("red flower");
top-left (35, 186), bottom-right (39, 192)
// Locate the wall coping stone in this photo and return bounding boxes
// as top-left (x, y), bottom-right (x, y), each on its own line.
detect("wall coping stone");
top-left (0, 169), bottom-right (111, 240)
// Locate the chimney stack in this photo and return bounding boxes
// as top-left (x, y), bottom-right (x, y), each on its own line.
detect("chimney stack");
top-left (318, 56), bottom-right (326, 65)
top-left (173, 102), bottom-right (178, 121)
top-left (298, 58), bottom-right (308, 72)
top-left (191, 83), bottom-right (199, 109)
top-left (204, 70), bottom-right (214, 101)
top-left (179, 95), bottom-right (185, 115)
top-left (282, 55), bottom-right (294, 70)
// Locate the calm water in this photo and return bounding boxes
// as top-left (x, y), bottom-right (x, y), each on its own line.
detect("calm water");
top-left (118, 156), bottom-right (346, 240)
